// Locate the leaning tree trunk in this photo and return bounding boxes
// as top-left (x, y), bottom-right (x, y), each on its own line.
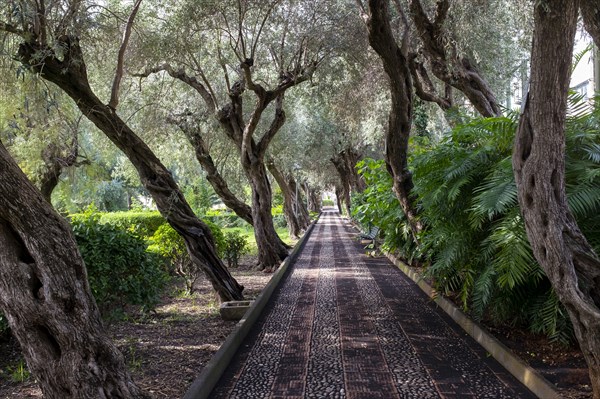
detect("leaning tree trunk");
top-left (363, 0), bottom-right (422, 241)
top-left (246, 160), bottom-right (289, 270)
top-left (334, 185), bottom-right (344, 214)
top-left (266, 159), bottom-right (303, 238)
top-left (176, 121), bottom-right (254, 225)
top-left (306, 186), bottom-right (321, 213)
top-left (513, 2), bottom-right (600, 397)
top-left (38, 134), bottom-right (82, 203)
top-left (0, 141), bottom-right (148, 399)
top-left (18, 38), bottom-right (243, 302)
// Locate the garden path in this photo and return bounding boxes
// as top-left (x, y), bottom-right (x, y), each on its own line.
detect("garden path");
top-left (211, 209), bottom-right (536, 399)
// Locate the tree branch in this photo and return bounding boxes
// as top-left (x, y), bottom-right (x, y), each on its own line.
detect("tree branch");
top-left (581, 0), bottom-right (600, 47)
top-left (109, 0), bottom-right (142, 110)
top-left (408, 53), bottom-right (452, 109)
top-left (257, 94), bottom-right (286, 158)
top-left (133, 63), bottom-right (217, 113)
top-left (0, 21), bottom-right (28, 38)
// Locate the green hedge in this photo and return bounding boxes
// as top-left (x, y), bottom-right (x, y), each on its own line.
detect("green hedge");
top-left (99, 211), bottom-right (164, 238)
top-left (71, 211), bottom-right (168, 313)
top-left (70, 210), bottom-right (165, 238)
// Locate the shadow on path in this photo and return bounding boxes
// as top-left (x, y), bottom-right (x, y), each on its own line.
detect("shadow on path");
top-left (211, 209), bottom-right (536, 399)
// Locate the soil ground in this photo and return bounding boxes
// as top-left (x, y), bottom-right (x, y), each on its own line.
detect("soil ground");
top-left (0, 253), bottom-right (593, 398)
top-left (0, 255), bottom-right (271, 399)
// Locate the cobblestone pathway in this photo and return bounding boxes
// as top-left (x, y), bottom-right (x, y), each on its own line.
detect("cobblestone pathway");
top-left (212, 210), bottom-right (536, 398)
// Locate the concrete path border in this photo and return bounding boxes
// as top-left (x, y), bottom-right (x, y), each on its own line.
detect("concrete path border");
top-left (183, 219), bottom-right (318, 399)
top-left (385, 252), bottom-right (561, 399)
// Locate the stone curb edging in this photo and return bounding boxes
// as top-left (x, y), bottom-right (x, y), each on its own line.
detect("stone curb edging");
top-left (385, 252), bottom-right (562, 399)
top-left (183, 218), bottom-right (319, 399)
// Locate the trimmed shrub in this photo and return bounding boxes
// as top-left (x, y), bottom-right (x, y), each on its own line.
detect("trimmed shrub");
top-left (71, 211), bottom-right (167, 313)
top-left (99, 211), bottom-right (164, 238)
top-left (69, 209), bottom-right (165, 239)
top-left (223, 231), bottom-right (249, 268)
top-left (148, 221), bottom-right (225, 293)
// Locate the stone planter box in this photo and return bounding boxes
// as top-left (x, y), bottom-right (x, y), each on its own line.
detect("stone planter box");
top-left (220, 300), bottom-right (254, 321)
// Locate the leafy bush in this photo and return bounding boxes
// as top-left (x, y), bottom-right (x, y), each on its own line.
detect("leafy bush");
top-left (147, 221), bottom-right (225, 294)
top-left (205, 208), bottom-right (248, 228)
top-left (69, 209), bottom-right (165, 239)
top-left (353, 96), bottom-right (600, 343)
top-left (223, 231), bottom-right (249, 268)
top-left (322, 199), bottom-right (334, 206)
top-left (98, 211), bottom-right (165, 238)
top-left (71, 211), bottom-right (167, 313)
top-left (352, 159), bottom-right (416, 258)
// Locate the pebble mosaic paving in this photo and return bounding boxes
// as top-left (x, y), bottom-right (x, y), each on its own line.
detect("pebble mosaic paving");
top-left (212, 210), bottom-right (536, 398)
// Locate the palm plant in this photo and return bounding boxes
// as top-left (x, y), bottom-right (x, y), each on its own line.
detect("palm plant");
top-left (356, 94), bottom-right (600, 343)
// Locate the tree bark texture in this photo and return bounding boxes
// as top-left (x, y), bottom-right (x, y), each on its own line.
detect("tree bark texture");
top-left (304, 184), bottom-right (321, 213)
top-left (334, 185), bottom-right (344, 214)
top-left (246, 160), bottom-right (289, 269)
top-left (581, 0), bottom-right (600, 46)
top-left (364, 0), bottom-right (422, 240)
top-left (0, 142), bottom-right (148, 399)
top-left (18, 38), bottom-right (243, 302)
top-left (409, 0), bottom-right (501, 118)
top-left (331, 156), bottom-right (353, 217)
top-left (513, 2), bottom-right (600, 397)
top-left (266, 159), bottom-right (304, 238)
top-left (287, 176), bottom-right (311, 229)
top-left (38, 134), bottom-right (83, 203)
top-left (217, 75), bottom-right (297, 270)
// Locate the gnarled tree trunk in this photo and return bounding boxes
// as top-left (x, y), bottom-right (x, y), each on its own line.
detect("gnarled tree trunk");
top-left (581, 0), bottom-right (600, 46)
top-left (267, 159), bottom-right (303, 239)
top-left (18, 38), bottom-right (243, 302)
top-left (38, 132), bottom-right (85, 203)
top-left (0, 141), bottom-right (148, 399)
top-left (361, 0), bottom-right (422, 240)
top-left (246, 160), bottom-right (289, 270)
top-left (513, 2), bottom-right (600, 397)
top-left (287, 176), bottom-right (310, 229)
top-left (175, 119), bottom-right (254, 225)
top-left (303, 183), bottom-right (321, 213)
top-left (409, 0), bottom-right (501, 118)
top-left (331, 157), bottom-right (353, 217)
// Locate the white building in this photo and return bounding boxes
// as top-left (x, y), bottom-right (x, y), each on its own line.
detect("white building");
top-left (506, 31), bottom-right (599, 110)
top-left (571, 32), bottom-right (599, 101)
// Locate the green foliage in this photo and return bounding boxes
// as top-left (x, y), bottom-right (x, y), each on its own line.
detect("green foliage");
top-left (322, 199), bottom-right (334, 206)
top-left (223, 231), bottom-right (249, 268)
top-left (98, 211), bottom-right (165, 238)
top-left (71, 210), bottom-right (168, 313)
top-left (184, 181), bottom-right (220, 215)
top-left (6, 359), bottom-right (30, 383)
top-left (70, 208), bottom-right (165, 239)
top-left (205, 209), bottom-right (248, 228)
top-left (352, 159), bottom-right (416, 258)
top-left (147, 221), bottom-right (224, 293)
top-left (353, 96), bottom-right (600, 344)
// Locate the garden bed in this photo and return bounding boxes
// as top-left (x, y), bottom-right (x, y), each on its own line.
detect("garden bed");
top-left (0, 256), bottom-right (271, 399)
